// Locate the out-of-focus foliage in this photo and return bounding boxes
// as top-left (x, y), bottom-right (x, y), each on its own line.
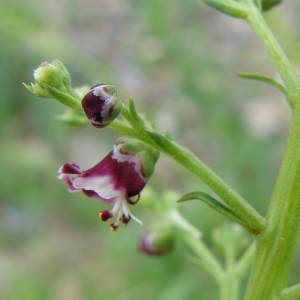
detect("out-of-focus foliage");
top-left (0, 0), bottom-right (299, 299)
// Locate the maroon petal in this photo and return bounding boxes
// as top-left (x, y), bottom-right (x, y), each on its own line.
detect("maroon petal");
top-left (58, 163), bottom-right (82, 174)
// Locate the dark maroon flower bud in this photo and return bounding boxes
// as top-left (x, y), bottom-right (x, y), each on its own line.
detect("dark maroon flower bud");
top-left (81, 83), bottom-right (122, 128)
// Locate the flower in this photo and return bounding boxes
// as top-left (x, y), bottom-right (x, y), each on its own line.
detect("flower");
top-left (58, 137), bottom-right (159, 231)
top-left (81, 83), bottom-right (122, 128)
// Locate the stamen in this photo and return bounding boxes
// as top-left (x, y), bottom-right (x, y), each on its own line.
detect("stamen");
top-left (101, 195), bottom-right (143, 230)
top-left (110, 223), bottom-right (119, 231)
top-left (120, 214), bottom-right (131, 224)
top-left (122, 201), bottom-right (143, 226)
top-left (99, 210), bottom-right (113, 221)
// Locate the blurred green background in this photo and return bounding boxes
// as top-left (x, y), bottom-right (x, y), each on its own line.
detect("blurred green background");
top-left (1, 0), bottom-right (300, 299)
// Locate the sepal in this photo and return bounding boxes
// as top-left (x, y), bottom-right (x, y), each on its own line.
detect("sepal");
top-left (128, 98), bottom-right (146, 127)
top-left (115, 137), bottom-right (159, 179)
top-left (203, 0), bottom-right (249, 19)
top-left (261, 0), bottom-right (281, 11)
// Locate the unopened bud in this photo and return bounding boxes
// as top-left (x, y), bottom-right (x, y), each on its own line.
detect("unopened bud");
top-left (139, 229), bottom-right (174, 256)
top-left (34, 63), bottom-right (62, 88)
top-left (212, 223), bottom-right (250, 258)
top-left (81, 84), bottom-right (122, 128)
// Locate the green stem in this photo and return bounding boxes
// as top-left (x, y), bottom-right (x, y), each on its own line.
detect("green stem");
top-left (219, 272), bottom-right (239, 300)
top-left (111, 118), bottom-right (266, 233)
top-left (150, 133), bottom-right (266, 233)
top-left (241, 8), bottom-right (300, 300)
top-left (184, 234), bottom-right (224, 279)
top-left (234, 242), bottom-right (255, 278)
top-left (169, 209), bottom-right (202, 239)
top-left (245, 100), bottom-right (300, 299)
top-left (219, 241), bottom-right (239, 300)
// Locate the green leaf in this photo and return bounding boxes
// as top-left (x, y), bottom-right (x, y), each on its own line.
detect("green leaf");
top-left (178, 192), bottom-right (251, 229)
top-left (236, 72), bottom-right (288, 95)
top-left (128, 98), bottom-right (145, 127)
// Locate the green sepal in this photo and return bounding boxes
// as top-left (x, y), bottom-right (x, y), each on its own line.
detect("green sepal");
top-left (115, 137), bottom-right (159, 178)
top-left (23, 82), bottom-right (52, 98)
top-left (261, 0), bottom-right (281, 11)
top-left (128, 98), bottom-right (146, 127)
top-left (178, 191), bottom-right (250, 229)
top-left (51, 59), bottom-right (72, 90)
top-left (236, 71), bottom-right (288, 95)
top-left (56, 109), bottom-right (89, 127)
top-left (203, 0), bottom-right (249, 19)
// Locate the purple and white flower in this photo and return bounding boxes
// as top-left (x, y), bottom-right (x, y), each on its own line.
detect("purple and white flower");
top-left (58, 138), bottom-right (159, 230)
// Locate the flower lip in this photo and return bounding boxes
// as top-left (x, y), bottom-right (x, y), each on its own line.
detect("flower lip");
top-left (58, 163), bottom-right (81, 174)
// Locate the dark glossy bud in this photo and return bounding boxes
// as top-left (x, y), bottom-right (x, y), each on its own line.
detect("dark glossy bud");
top-left (81, 83), bottom-right (122, 128)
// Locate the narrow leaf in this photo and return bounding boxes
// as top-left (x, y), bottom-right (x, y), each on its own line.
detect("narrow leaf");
top-left (128, 98), bottom-right (145, 127)
top-left (178, 192), bottom-right (250, 229)
top-left (236, 72), bottom-right (288, 95)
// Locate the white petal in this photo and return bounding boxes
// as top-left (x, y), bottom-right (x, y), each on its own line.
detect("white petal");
top-left (73, 175), bottom-right (120, 199)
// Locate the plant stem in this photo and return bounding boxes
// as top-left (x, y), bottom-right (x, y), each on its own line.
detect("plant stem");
top-left (169, 209), bottom-right (202, 239)
top-left (219, 272), bottom-right (239, 300)
top-left (184, 234), bottom-right (224, 280)
top-left (219, 240), bottom-right (239, 300)
top-left (245, 100), bottom-right (300, 299)
top-left (242, 8), bottom-right (300, 300)
top-left (152, 134), bottom-right (266, 233)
